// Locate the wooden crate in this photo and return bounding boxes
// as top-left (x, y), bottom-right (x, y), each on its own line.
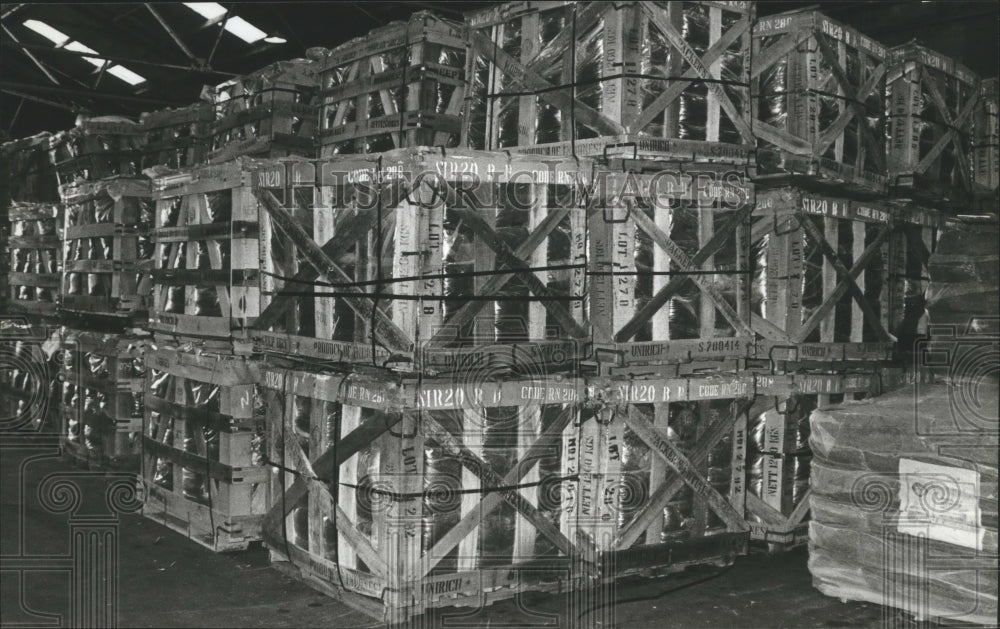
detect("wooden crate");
top-left (148, 159), bottom-right (272, 350)
top-left (887, 42), bottom-right (980, 207)
top-left (586, 160), bottom-right (757, 375)
top-left (462, 1), bottom-right (756, 164)
top-left (204, 59), bottom-right (317, 164)
top-left (257, 363), bottom-right (765, 623)
top-left (59, 178), bottom-right (153, 322)
top-left (141, 345), bottom-right (268, 551)
top-left (7, 202), bottom-right (62, 319)
top-left (752, 9), bottom-right (888, 193)
top-left (58, 328), bottom-right (147, 469)
top-left (0, 321), bottom-right (61, 432)
top-left (750, 187), bottom-right (942, 362)
top-left (140, 103), bottom-right (213, 170)
top-left (48, 117), bottom-right (145, 187)
top-left (973, 78), bottom-right (999, 203)
top-left (0, 132), bottom-right (61, 203)
top-left (314, 12), bottom-right (466, 156)
top-left (251, 148), bottom-right (591, 371)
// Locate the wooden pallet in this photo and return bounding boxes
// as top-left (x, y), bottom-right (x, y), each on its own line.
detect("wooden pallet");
top-left (204, 59), bottom-right (317, 164)
top-left (48, 118), bottom-right (145, 187)
top-left (314, 12), bottom-right (466, 156)
top-left (752, 9), bottom-right (888, 194)
top-left (59, 177), bottom-right (153, 322)
top-left (141, 345), bottom-right (268, 552)
top-left (0, 132), bottom-right (61, 204)
top-left (887, 42), bottom-right (981, 207)
top-left (58, 328), bottom-right (147, 470)
top-left (462, 1), bottom-right (756, 165)
top-left (7, 202), bottom-right (62, 319)
top-left (973, 78), bottom-right (999, 206)
top-left (140, 103), bottom-right (213, 170)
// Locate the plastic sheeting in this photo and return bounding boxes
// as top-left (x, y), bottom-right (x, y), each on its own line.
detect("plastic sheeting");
top-left (808, 384), bottom-right (998, 626)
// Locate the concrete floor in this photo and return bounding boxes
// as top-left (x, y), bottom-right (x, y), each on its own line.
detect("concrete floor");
top-left (2, 438), bottom-right (901, 628)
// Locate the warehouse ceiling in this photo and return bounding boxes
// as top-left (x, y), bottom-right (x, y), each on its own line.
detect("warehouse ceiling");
top-left (1, 1), bottom-right (998, 141)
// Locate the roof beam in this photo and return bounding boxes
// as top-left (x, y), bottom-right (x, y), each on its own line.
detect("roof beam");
top-left (0, 41), bottom-right (237, 76)
top-left (1, 80), bottom-right (185, 107)
top-left (2, 24), bottom-right (60, 85)
top-left (144, 3), bottom-right (201, 67)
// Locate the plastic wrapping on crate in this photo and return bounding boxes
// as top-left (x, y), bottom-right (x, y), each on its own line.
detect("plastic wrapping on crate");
top-left (7, 202), bottom-right (62, 312)
top-left (1, 132), bottom-right (60, 203)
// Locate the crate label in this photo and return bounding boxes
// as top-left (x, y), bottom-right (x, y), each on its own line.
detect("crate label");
top-left (255, 167), bottom-right (285, 189)
top-left (898, 458), bottom-right (983, 551)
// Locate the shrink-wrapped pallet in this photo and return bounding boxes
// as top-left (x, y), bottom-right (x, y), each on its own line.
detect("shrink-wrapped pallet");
top-left (808, 384), bottom-right (998, 626)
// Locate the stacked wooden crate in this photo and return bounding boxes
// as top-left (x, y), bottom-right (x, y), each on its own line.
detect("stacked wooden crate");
top-left (48, 116), bottom-right (145, 188)
top-left (751, 9), bottom-right (888, 194)
top-left (203, 59), bottom-right (318, 163)
top-left (313, 11), bottom-right (466, 156)
top-left (887, 42), bottom-right (980, 207)
top-left (0, 320), bottom-right (61, 433)
top-left (973, 78), bottom-right (999, 209)
top-left (140, 103), bottom-right (213, 170)
top-left (463, 1), bottom-right (756, 164)
top-left (6, 202), bottom-right (62, 320)
top-left (58, 328), bottom-right (148, 469)
top-left (142, 157), bottom-right (278, 550)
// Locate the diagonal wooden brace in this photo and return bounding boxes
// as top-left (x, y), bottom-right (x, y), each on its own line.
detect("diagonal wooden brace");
top-left (794, 218), bottom-right (894, 344)
top-left (252, 186), bottom-right (399, 331)
top-left (633, 16), bottom-right (751, 134)
top-left (643, 5), bottom-right (754, 142)
top-left (750, 30), bottom-right (813, 80)
top-left (813, 38), bottom-right (886, 172)
top-left (433, 178), bottom-right (588, 340)
top-left (631, 208), bottom-right (755, 337)
top-left (468, 30), bottom-right (625, 138)
top-left (814, 62), bottom-right (887, 160)
top-left (418, 409), bottom-right (587, 577)
top-left (254, 188), bottom-right (413, 353)
top-left (430, 206), bottom-right (576, 345)
top-left (625, 407), bottom-right (749, 534)
top-left (615, 204), bottom-right (754, 342)
top-left (261, 410), bottom-right (403, 540)
top-left (614, 399), bottom-right (751, 550)
top-left (916, 77), bottom-right (979, 180)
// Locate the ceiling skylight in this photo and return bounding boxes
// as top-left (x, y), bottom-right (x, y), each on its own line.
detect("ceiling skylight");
top-left (22, 19), bottom-right (69, 45)
top-left (222, 16), bottom-right (266, 43)
top-left (107, 65), bottom-right (146, 86)
top-left (64, 40), bottom-right (105, 68)
top-left (182, 3), bottom-right (227, 21)
top-left (21, 19), bottom-right (145, 86)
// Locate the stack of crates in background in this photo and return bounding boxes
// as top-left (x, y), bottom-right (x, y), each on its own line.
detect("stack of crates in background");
top-left (1, 133), bottom-right (64, 435)
top-left (141, 158), bottom-right (273, 551)
top-left (48, 116), bottom-right (145, 188)
top-left (140, 103), bottom-right (214, 171)
top-left (57, 328), bottom-right (148, 469)
top-left (887, 42), bottom-right (980, 207)
top-left (313, 11), bottom-right (467, 156)
top-left (202, 59), bottom-right (318, 164)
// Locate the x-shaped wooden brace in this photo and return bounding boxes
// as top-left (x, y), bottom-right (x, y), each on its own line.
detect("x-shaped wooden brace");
top-left (615, 398), bottom-right (752, 550)
top-left (916, 75), bottom-right (979, 190)
top-left (260, 403), bottom-right (405, 576)
top-left (749, 26), bottom-right (819, 156)
top-left (630, 206), bottom-right (756, 338)
top-left (615, 203), bottom-right (776, 342)
top-left (426, 178), bottom-right (589, 345)
top-left (467, 25), bottom-right (625, 139)
top-left (791, 216), bottom-right (895, 344)
top-left (812, 36), bottom-right (887, 173)
top-left (252, 188), bottom-right (414, 353)
top-left (640, 6), bottom-right (754, 142)
top-left (746, 488), bottom-right (812, 533)
top-left (416, 406), bottom-right (595, 578)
